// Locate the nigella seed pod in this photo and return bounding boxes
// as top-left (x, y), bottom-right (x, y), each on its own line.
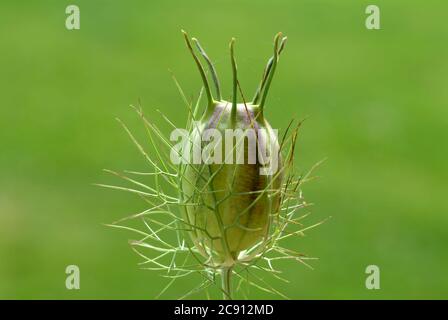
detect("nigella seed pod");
top-left (103, 30), bottom-right (320, 300)
top-left (180, 32), bottom-right (287, 268)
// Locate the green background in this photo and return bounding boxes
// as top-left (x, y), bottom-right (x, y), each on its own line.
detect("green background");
top-left (1, 0), bottom-right (447, 299)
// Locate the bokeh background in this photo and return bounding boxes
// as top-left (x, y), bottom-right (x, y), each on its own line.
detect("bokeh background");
top-left (1, 0), bottom-right (447, 299)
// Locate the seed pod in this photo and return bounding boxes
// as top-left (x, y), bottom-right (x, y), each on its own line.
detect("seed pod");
top-left (102, 31), bottom-right (320, 300)
top-left (180, 32), bottom-right (287, 267)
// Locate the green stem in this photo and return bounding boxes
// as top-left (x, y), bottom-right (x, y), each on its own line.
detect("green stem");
top-left (181, 30), bottom-right (214, 107)
top-left (252, 36), bottom-right (287, 105)
top-left (230, 38), bottom-right (237, 125)
top-left (221, 266), bottom-right (233, 300)
top-left (259, 33), bottom-right (283, 111)
top-left (193, 38), bottom-right (222, 100)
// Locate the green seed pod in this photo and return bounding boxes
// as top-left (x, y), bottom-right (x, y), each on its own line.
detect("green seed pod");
top-left (102, 31), bottom-right (321, 300)
top-left (180, 32), bottom-right (288, 268)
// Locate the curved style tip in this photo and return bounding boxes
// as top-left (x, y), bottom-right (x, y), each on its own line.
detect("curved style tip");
top-left (192, 38), bottom-right (222, 100)
top-left (181, 30), bottom-right (214, 106)
top-left (229, 37), bottom-right (236, 49)
top-left (230, 37), bottom-right (238, 123)
top-left (253, 32), bottom-right (287, 110)
top-left (280, 37), bottom-right (288, 52)
top-left (275, 32), bottom-right (283, 40)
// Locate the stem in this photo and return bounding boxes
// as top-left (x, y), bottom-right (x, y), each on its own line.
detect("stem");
top-left (252, 36), bottom-right (287, 105)
top-left (230, 38), bottom-right (237, 125)
top-left (181, 30), bottom-right (214, 107)
top-left (259, 33), bottom-right (283, 111)
top-left (221, 266), bottom-right (233, 300)
top-left (193, 38), bottom-right (222, 100)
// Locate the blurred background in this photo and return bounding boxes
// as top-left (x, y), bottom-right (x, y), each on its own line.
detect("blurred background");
top-left (0, 0), bottom-right (447, 299)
